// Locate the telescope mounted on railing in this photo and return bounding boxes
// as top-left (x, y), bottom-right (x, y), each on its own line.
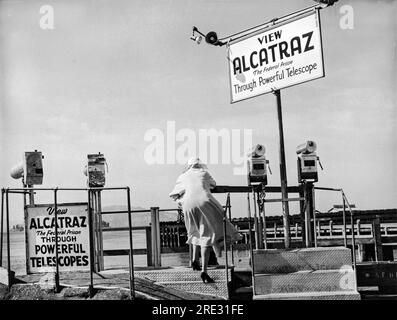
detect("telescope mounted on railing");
top-left (296, 141), bottom-right (323, 183)
top-left (84, 152), bottom-right (107, 188)
top-left (247, 144), bottom-right (271, 186)
top-left (10, 150), bottom-right (44, 185)
top-left (296, 140), bottom-right (317, 155)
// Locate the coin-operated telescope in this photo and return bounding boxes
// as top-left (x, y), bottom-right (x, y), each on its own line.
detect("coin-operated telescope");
top-left (247, 144), bottom-right (271, 185)
top-left (83, 153), bottom-right (107, 187)
top-left (10, 150), bottom-right (44, 185)
top-left (296, 141), bottom-right (323, 183)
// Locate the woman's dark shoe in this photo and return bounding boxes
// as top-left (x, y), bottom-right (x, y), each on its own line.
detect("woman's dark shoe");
top-left (201, 272), bottom-right (214, 283)
top-left (191, 260), bottom-right (200, 271)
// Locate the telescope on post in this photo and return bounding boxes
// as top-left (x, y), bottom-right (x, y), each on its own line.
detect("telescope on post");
top-left (83, 152), bottom-right (107, 271)
top-left (10, 150), bottom-right (44, 185)
top-left (10, 150), bottom-right (44, 205)
top-left (83, 153), bottom-right (107, 188)
top-left (247, 144), bottom-right (271, 186)
top-left (296, 141), bottom-right (323, 183)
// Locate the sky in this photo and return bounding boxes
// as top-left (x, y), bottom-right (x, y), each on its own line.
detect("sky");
top-left (0, 0), bottom-right (396, 225)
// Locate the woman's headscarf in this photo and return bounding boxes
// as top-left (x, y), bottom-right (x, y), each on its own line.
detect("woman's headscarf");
top-left (184, 157), bottom-right (207, 172)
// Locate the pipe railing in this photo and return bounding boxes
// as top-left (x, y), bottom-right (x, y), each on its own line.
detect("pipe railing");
top-left (1, 184), bottom-right (370, 298)
top-left (101, 206), bottom-right (185, 267)
top-left (314, 186), bottom-right (357, 271)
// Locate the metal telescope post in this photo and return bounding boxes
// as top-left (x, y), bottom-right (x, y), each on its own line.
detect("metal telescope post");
top-left (53, 188), bottom-right (60, 292)
top-left (87, 189), bottom-right (95, 297)
top-left (257, 184), bottom-right (267, 249)
top-left (0, 189), bottom-right (4, 267)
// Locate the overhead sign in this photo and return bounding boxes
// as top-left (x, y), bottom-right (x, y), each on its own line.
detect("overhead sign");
top-left (25, 203), bottom-right (90, 274)
top-left (228, 10), bottom-right (324, 103)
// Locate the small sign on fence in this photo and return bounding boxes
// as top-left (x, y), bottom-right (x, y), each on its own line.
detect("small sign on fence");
top-left (25, 203), bottom-right (90, 274)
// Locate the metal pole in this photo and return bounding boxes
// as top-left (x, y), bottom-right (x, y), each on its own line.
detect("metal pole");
top-left (342, 191), bottom-right (358, 290)
top-left (87, 190), bottom-right (95, 297)
top-left (342, 196), bottom-right (347, 247)
top-left (92, 191), bottom-right (99, 271)
top-left (22, 181), bottom-right (27, 207)
top-left (342, 191), bottom-right (357, 270)
top-left (256, 192), bottom-right (264, 249)
top-left (126, 187), bottom-right (135, 299)
top-left (299, 184), bottom-right (305, 246)
top-left (6, 190), bottom-right (12, 288)
top-left (274, 89), bottom-right (290, 249)
top-left (350, 209), bottom-right (357, 269)
top-left (252, 191), bottom-right (260, 249)
top-left (22, 182), bottom-right (29, 274)
top-left (304, 183), bottom-right (311, 247)
top-left (53, 188), bottom-right (60, 292)
top-left (97, 191), bottom-right (104, 271)
top-left (91, 191), bottom-right (96, 271)
top-left (227, 194), bottom-right (234, 265)
top-left (246, 192), bottom-right (255, 288)
top-left (92, 191), bottom-right (98, 271)
top-left (223, 193), bottom-right (230, 288)
top-left (155, 207), bottom-right (161, 267)
top-left (28, 184), bottom-right (34, 205)
top-left (312, 186), bottom-right (317, 247)
top-left (258, 189), bottom-right (267, 250)
top-left (0, 189), bottom-right (4, 266)
top-left (94, 192), bottom-right (99, 270)
top-left (150, 207), bottom-right (156, 267)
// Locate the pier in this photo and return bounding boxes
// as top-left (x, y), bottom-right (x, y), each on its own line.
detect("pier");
top-left (1, 185), bottom-right (396, 300)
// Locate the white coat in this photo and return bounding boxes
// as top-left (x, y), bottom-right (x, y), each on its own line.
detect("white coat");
top-left (169, 167), bottom-right (242, 249)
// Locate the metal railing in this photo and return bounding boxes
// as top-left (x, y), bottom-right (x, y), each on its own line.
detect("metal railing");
top-left (0, 183), bottom-right (372, 299)
top-left (101, 207), bottom-right (185, 268)
top-left (314, 187), bottom-right (357, 270)
top-left (211, 184), bottom-right (306, 295)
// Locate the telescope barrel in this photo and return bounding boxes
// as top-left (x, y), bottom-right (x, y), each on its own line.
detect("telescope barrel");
top-left (296, 140), bottom-right (317, 154)
top-left (10, 162), bottom-right (23, 179)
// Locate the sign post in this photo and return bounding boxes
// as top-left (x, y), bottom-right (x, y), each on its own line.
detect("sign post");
top-left (274, 89), bottom-right (291, 248)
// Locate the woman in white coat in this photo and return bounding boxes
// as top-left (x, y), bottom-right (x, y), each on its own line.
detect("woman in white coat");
top-left (169, 158), bottom-right (242, 283)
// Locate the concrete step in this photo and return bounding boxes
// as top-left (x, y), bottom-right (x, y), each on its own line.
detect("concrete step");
top-left (253, 247), bottom-right (353, 274)
top-left (135, 266), bottom-right (232, 299)
top-left (254, 268), bottom-right (357, 295)
top-left (254, 290), bottom-right (361, 300)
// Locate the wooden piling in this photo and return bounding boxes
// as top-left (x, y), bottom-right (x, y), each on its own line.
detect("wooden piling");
top-left (372, 216), bottom-right (384, 262)
top-left (150, 207), bottom-right (161, 267)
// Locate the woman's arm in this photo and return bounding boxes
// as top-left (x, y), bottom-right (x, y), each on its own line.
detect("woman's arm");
top-left (206, 171), bottom-right (217, 189)
top-left (169, 175), bottom-right (185, 201)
